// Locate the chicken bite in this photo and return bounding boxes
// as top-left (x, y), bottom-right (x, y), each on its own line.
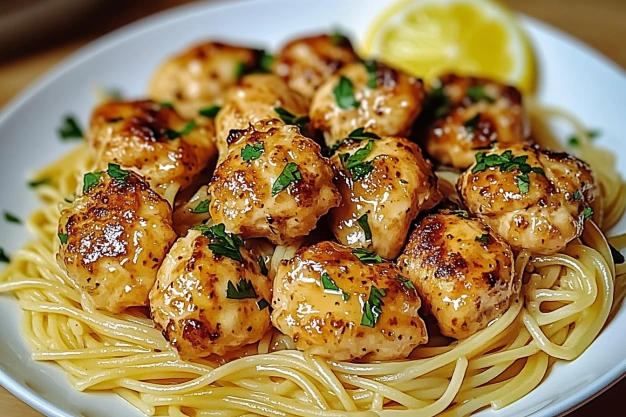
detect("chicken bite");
top-left (423, 74), bottom-right (530, 169)
top-left (58, 164), bottom-right (176, 313)
top-left (328, 135), bottom-right (442, 259)
top-left (208, 120), bottom-right (340, 245)
top-left (150, 226), bottom-right (272, 359)
top-left (148, 41), bottom-right (262, 119)
top-left (88, 100), bottom-right (216, 198)
top-left (398, 213), bottom-right (517, 339)
top-left (273, 33), bottom-right (359, 100)
top-left (215, 74), bottom-right (308, 159)
top-left (309, 61), bottom-right (425, 146)
top-left (272, 241), bottom-right (428, 361)
top-left (457, 144), bottom-right (597, 254)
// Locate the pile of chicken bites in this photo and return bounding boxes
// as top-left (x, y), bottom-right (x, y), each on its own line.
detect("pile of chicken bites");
top-left (56, 33), bottom-right (597, 361)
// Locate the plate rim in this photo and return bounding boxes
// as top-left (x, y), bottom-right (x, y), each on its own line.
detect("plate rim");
top-left (0, 1), bottom-right (625, 417)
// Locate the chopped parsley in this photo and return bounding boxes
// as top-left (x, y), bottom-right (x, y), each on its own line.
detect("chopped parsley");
top-left (256, 298), bottom-right (271, 311)
top-left (356, 213), bottom-right (372, 240)
top-left (464, 114), bottom-right (481, 132)
top-left (339, 140), bottom-right (375, 180)
top-left (58, 115), bottom-right (84, 140)
top-left (83, 171), bottom-right (102, 193)
top-left (199, 105), bottom-right (221, 118)
top-left (107, 163), bottom-right (130, 184)
top-left (194, 223), bottom-right (244, 263)
top-left (259, 50), bottom-right (274, 73)
top-left (466, 86), bottom-right (495, 103)
top-left (333, 75), bottom-right (359, 109)
top-left (352, 248), bottom-right (383, 264)
top-left (396, 274), bottom-right (416, 291)
top-left (568, 130), bottom-right (600, 147)
top-left (583, 207), bottom-right (594, 220)
top-left (271, 162), bottom-right (302, 196)
top-left (191, 199), bottom-right (210, 214)
top-left (361, 286), bottom-right (386, 327)
top-left (450, 209), bottom-right (469, 218)
top-left (364, 60), bottom-right (378, 88)
top-left (58, 233), bottom-right (68, 244)
top-left (609, 243), bottom-right (625, 264)
top-left (4, 212), bottom-right (21, 224)
top-left (330, 30), bottom-right (349, 45)
top-left (241, 142), bottom-right (264, 162)
top-left (159, 101), bottom-right (173, 108)
top-left (475, 233), bottom-right (490, 244)
top-left (28, 178), bottom-right (50, 188)
top-left (323, 128), bottom-right (380, 156)
top-left (234, 61), bottom-right (251, 79)
top-left (258, 256), bottom-right (268, 276)
top-left (274, 107), bottom-right (310, 130)
top-left (165, 121), bottom-right (197, 140)
top-left (0, 248), bottom-right (9, 263)
top-left (321, 273), bottom-right (350, 301)
top-left (573, 190), bottom-right (584, 201)
top-left (426, 85), bottom-right (451, 118)
top-left (472, 150), bottom-right (546, 194)
top-left (226, 278), bottom-right (257, 299)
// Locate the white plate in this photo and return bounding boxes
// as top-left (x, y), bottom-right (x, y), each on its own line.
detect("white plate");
top-left (1, 1), bottom-right (625, 416)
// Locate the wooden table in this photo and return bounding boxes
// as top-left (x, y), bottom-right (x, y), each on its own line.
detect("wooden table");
top-left (0, 0), bottom-right (624, 415)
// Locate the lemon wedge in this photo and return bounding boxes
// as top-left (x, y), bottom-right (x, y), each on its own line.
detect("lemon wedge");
top-left (362, 0), bottom-right (536, 93)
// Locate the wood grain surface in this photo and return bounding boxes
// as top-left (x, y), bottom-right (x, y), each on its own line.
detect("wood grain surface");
top-left (0, 0), bottom-right (624, 416)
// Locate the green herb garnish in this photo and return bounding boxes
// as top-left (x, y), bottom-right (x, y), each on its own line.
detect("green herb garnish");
top-left (259, 50), bottom-right (274, 73)
top-left (333, 75), bottom-right (359, 109)
top-left (256, 298), bottom-right (271, 311)
top-left (234, 61), bottom-right (250, 79)
top-left (573, 190), bottom-right (584, 201)
top-left (364, 60), bottom-right (378, 88)
top-left (271, 162), bottom-right (302, 196)
top-left (583, 207), bottom-right (594, 220)
top-left (426, 85), bottom-right (451, 118)
top-left (466, 86), bottom-right (495, 103)
top-left (356, 213), bottom-right (372, 240)
top-left (396, 274), bottom-right (416, 291)
top-left (352, 248), bottom-right (383, 264)
top-left (191, 199), bottom-right (210, 214)
top-left (323, 128), bottom-right (380, 156)
top-left (107, 163), bottom-right (130, 184)
top-left (159, 101), bottom-right (173, 108)
top-left (339, 140), bottom-right (375, 180)
top-left (330, 30), bottom-right (349, 45)
top-left (107, 117), bottom-right (123, 123)
top-left (226, 278), bottom-right (257, 299)
top-left (58, 115), bottom-right (84, 140)
top-left (194, 223), bottom-right (244, 263)
top-left (274, 107), bottom-right (310, 130)
top-left (241, 142), bottom-right (264, 162)
top-left (475, 233), bottom-right (489, 244)
top-left (4, 212), bottom-right (21, 224)
top-left (58, 233), bottom-right (68, 244)
top-left (28, 178), bottom-right (50, 188)
top-left (361, 286), bottom-right (386, 327)
top-left (568, 130), bottom-right (600, 147)
top-left (610, 243), bottom-right (625, 264)
top-left (0, 248), bottom-right (9, 263)
top-left (165, 121), bottom-right (197, 140)
top-left (199, 105), bottom-right (221, 118)
top-left (83, 171), bottom-right (102, 193)
top-left (450, 210), bottom-right (469, 218)
top-left (464, 114), bottom-right (481, 132)
top-left (471, 150), bottom-right (546, 194)
top-left (258, 256), bottom-right (268, 276)
top-left (322, 273), bottom-right (340, 292)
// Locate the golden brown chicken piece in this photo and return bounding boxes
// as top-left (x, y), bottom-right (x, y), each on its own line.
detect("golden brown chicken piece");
top-left (208, 120), bottom-right (340, 245)
top-left (457, 144), bottom-right (597, 255)
top-left (398, 213), bottom-right (517, 339)
top-left (88, 100), bottom-right (216, 198)
top-left (309, 61), bottom-right (425, 146)
top-left (272, 241), bottom-right (428, 361)
top-left (215, 74), bottom-right (308, 160)
top-left (148, 41), bottom-right (262, 119)
top-left (423, 74), bottom-right (530, 169)
top-left (328, 135), bottom-right (442, 259)
top-left (273, 33), bottom-right (359, 100)
top-left (58, 165), bottom-right (176, 313)
top-left (150, 226), bottom-right (272, 359)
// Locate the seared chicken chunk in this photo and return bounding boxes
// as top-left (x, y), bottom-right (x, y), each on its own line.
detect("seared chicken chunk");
top-left (215, 74), bottom-right (308, 160)
top-left (329, 136), bottom-right (442, 259)
top-left (58, 165), bottom-right (176, 313)
top-left (208, 120), bottom-right (340, 245)
top-left (424, 74), bottom-right (530, 169)
top-left (148, 42), bottom-right (261, 119)
top-left (309, 61), bottom-right (425, 146)
top-left (398, 213), bottom-right (516, 339)
top-left (457, 144), bottom-right (597, 254)
top-left (150, 227), bottom-right (272, 359)
top-left (272, 241), bottom-right (428, 361)
top-left (88, 100), bottom-right (216, 197)
top-left (273, 33), bottom-right (359, 100)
